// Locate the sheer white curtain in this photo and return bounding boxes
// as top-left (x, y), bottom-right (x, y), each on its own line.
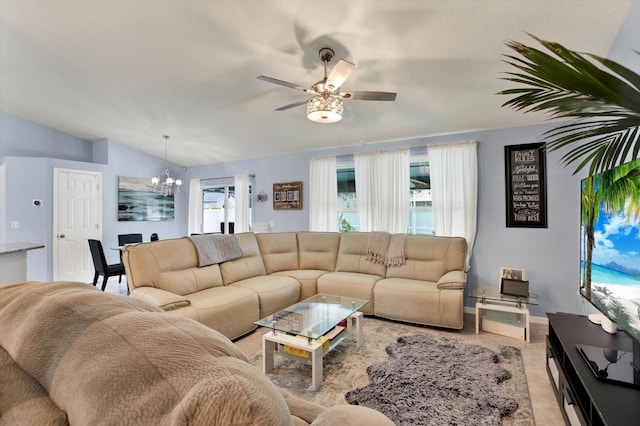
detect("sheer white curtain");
top-left (355, 149), bottom-right (409, 233)
top-left (427, 141), bottom-right (478, 268)
top-left (234, 174), bottom-right (250, 233)
top-left (309, 155), bottom-right (338, 231)
top-left (187, 178), bottom-right (202, 235)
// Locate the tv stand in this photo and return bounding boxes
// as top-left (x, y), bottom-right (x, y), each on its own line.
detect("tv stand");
top-left (546, 313), bottom-right (640, 425)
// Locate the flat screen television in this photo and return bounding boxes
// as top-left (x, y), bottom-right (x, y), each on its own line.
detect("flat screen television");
top-left (579, 158), bottom-right (640, 388)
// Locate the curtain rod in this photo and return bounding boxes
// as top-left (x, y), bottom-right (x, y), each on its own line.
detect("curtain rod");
top-left (201, 174), bottom-right (255, 180)
top-left (426, 140), bottom-right (477, 149)
top-left (200, 174), bottom-right (255, 184)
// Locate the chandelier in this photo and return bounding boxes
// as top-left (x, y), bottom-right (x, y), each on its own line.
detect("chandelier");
top-left (306, 92), bottom-right (343, 123)
top-left (151, 135), bottom-right (182, 197)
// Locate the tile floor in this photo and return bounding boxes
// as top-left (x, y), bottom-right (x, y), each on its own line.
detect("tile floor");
top-left (456, 313), bottom-right (564, 425)
top-left (107, 281), bottom-right (564, 425)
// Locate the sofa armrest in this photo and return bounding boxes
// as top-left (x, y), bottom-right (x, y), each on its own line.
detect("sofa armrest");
top-left (436, 270), bottom-right (467, 289)
top-left (130, 287), bottom-right (191, 311)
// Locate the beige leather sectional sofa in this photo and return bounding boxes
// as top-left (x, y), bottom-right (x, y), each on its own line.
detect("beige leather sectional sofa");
top-left (123, 232), bottom-right (467, 340)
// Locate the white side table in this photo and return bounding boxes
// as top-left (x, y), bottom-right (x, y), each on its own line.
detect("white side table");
top-left (469, 287), bottom-right (538, 343)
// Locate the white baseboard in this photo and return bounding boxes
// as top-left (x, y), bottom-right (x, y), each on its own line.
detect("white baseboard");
top-left (464, 306), bottom-right (548, 326)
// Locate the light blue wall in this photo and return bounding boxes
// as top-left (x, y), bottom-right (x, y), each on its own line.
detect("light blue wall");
top-left (0, 113), bottom-right (187, 275)
top-left (0, 111), bottom-right (93, 161)
top-left (98, 138), bottom-right (188, 260)
top-left (2, 156), bottom-right (104, 280)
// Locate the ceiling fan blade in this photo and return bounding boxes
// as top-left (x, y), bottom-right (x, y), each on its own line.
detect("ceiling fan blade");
top-left (257, 75), bottom-right (309, 92)
top-left (275, 100), bottom-right (307, 111)
top-left (326, 59), bottom-right (355, 91)
top-left (339, 91), bottom-right (397, 101)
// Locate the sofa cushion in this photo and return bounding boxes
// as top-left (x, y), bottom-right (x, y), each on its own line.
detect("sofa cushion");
top-left (220, 233), bottom-right (267, 285)
top-left (297, 232), bottom-right (340, 271)
top-left (230, 275), bottom-right (300, 318)
top-left (177, 285), bottom-right (260, 339)
top-left (272, 270), bottom-right (327, 301)
top-left (385, 235), bottom-right (467, 282)
top-left (0, 282), bottom-right (293, 425)
top-left (316, 272), bottom-right (379, 315)
top-left (335, 232), bottom-right (387, 277)
top-left (257, 232), bottom-right (299, 273)
top-left (124, 237), bottom-right (224, 295)
top-left (374, 278), bottom-right (464, 329)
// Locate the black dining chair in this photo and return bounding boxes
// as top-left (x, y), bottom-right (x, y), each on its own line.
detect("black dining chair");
top-left (118, 233), bottom-right (143, 246)
top-left (88, 239), bottom-right (125, 291)
top-left (150, 233), bottom-right (159, 241)
top-left (118, 233), bottom-right (143, 264)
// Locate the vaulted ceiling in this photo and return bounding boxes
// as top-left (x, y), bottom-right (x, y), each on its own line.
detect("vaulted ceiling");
top-left (0, 1), bottom-right (633, 166)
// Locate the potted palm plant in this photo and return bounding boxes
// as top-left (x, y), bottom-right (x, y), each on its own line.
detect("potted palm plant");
top-left (499, 34), bottom-right (640, 176)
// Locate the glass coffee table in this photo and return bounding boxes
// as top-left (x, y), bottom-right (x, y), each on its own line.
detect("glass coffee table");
top-left (255, 293), bottom-right (368, 390)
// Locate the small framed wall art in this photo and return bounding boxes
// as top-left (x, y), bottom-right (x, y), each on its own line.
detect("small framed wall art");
top-left (273, 181), bottom-right (302, 210)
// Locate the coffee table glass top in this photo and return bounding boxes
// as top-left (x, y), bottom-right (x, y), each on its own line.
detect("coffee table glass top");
top-left (255, 293), bottom-right (368, 339)
top-left (468, 286), bottom-right (539, 305)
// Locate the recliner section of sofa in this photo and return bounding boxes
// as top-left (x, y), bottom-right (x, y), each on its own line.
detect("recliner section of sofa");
top-left (374, 235), bottom-right (468, 329)
top-left (317, 232), bottom-right (386, 315)
top-left (122, 236), bottom-right (260, 339)
top-left (123, 231), bottom-right (467, 340)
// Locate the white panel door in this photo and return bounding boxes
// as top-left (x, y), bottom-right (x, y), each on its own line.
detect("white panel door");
top-left (53, 168), bottom-right (102, 282)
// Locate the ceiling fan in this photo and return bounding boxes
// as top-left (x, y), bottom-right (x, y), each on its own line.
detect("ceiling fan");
top-left (257, 47), bottom-right (397, 123)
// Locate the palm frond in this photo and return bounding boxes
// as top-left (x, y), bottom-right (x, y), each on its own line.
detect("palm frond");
top-left (498, 34), bottom-right (640, 175)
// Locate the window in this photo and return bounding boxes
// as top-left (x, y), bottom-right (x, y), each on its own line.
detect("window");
top-left (409, 159), bottom-right (434, 235)
top-left (336, 157), bottom-right (433, 234)
top-left (202, 186), bottom-right (235, 233)
top-left (337, 167), bottom-right (358, 231)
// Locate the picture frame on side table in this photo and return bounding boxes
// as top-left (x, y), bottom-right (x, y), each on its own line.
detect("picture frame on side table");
top-left (500, 266), bottom-right (525, 281)
top-left (499, 266), bottom-right (525, 291)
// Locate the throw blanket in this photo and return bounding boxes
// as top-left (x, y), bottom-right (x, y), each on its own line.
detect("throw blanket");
top-left (366, 232), bottom-right (407, 267)
top-left (187, 234), bottom-right (243, 267)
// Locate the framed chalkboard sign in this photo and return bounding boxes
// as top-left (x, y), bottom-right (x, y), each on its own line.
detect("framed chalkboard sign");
top-left (504, 143), bottom-right (547, 228)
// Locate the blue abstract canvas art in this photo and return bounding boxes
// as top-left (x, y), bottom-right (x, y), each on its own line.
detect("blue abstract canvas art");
top-left (118, 176), bottom-right (175, 221)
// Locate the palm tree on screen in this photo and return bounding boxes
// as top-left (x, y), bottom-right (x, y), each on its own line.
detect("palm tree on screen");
top-left (581, 160), bottom-right (640, 299)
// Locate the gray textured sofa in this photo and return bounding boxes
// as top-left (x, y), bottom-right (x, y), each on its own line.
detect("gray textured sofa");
top-left (124, 232), bottom-right (468, 340)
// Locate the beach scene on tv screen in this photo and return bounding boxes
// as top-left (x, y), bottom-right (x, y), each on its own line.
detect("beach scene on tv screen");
top-left (580, 160), bottom-right (640, 342)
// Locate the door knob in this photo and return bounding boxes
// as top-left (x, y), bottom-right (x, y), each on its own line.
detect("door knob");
top-left (59, 234), bottom-right (65, 238)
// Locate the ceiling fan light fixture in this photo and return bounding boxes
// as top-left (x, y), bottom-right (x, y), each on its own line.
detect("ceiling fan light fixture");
top-left (306, 94), bottom-right (343, 123)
